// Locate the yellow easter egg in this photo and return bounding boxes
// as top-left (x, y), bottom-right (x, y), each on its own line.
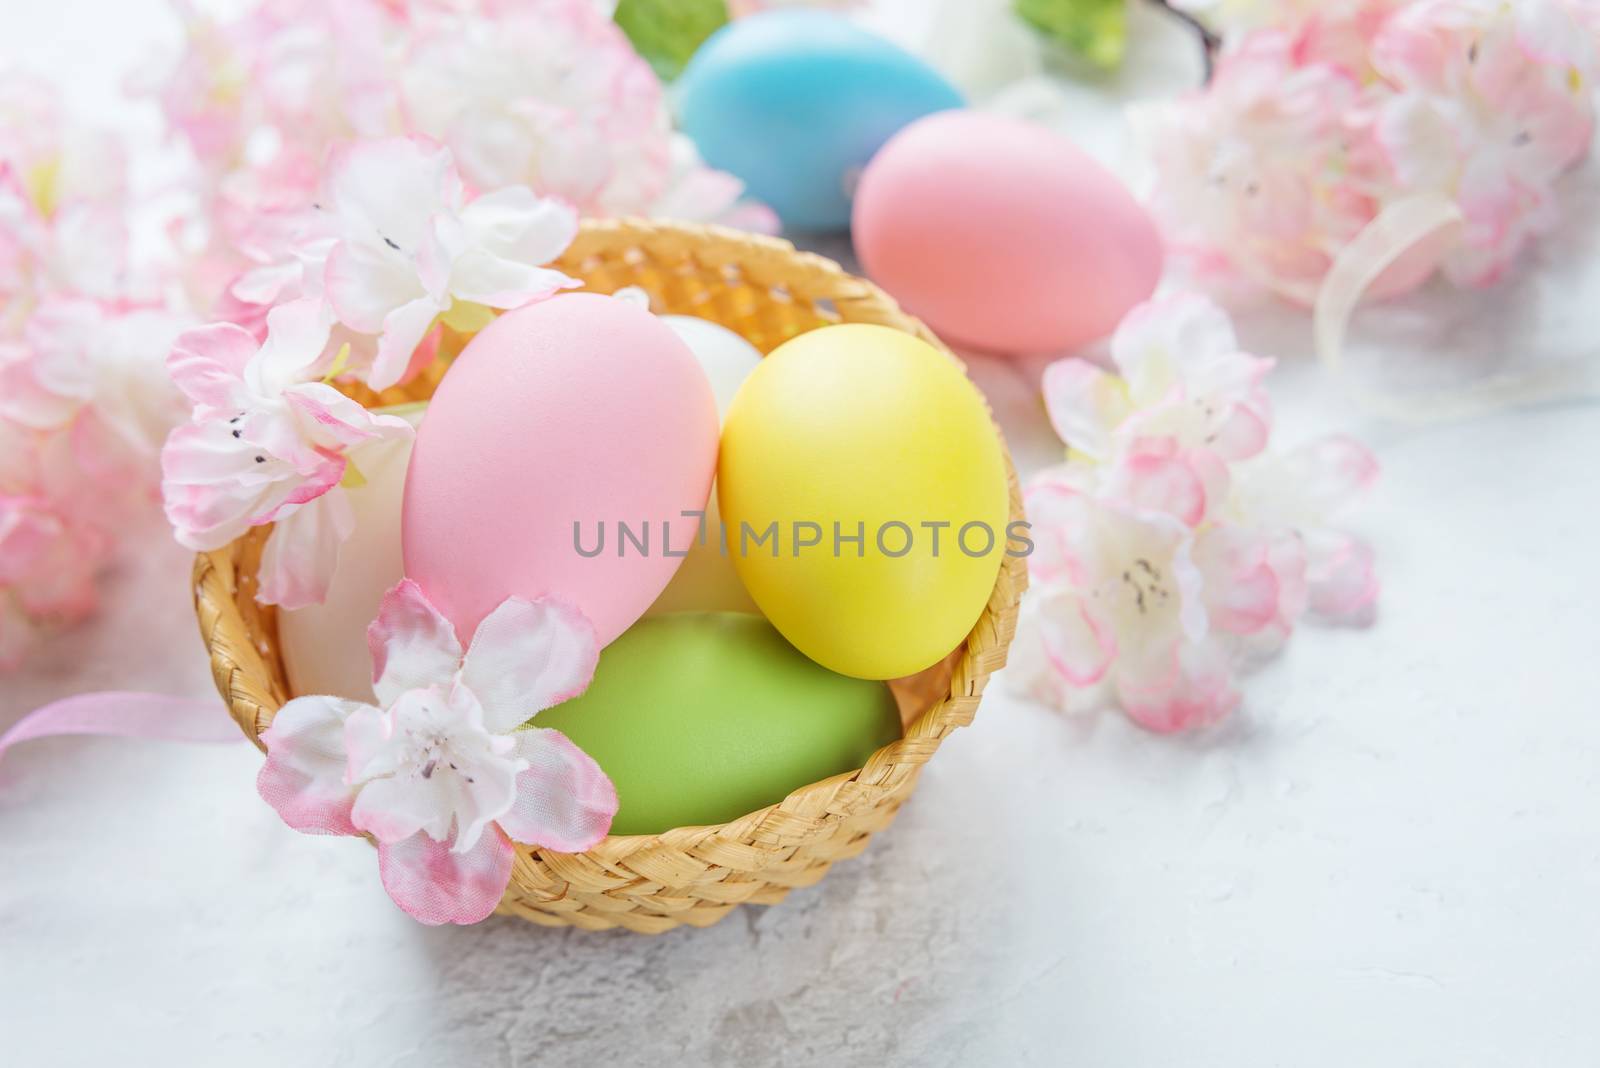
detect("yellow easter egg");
top-left (718, 324), bottom-right (1011, 679)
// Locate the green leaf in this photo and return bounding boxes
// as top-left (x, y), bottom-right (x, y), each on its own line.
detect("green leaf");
top-left (1014, 0), bottom-right (1128, 70)
top-left (614, 0), bottom-right (730, 82)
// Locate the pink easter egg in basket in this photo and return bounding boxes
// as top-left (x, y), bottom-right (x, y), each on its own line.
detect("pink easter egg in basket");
top-left (403, 293), bottom-right (719, 647)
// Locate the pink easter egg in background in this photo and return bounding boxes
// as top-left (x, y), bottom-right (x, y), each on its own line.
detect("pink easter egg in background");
top-left (403, 293), bottom-right (719, 647)
top-left (852, 109), bottom-right (1163, 355)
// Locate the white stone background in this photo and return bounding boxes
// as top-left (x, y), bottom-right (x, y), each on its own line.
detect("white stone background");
top-left (3, 2), bottom-right (1599, 1065)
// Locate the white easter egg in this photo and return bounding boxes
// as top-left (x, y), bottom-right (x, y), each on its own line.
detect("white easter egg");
top-left (647, 316), bottom-right (764, 617)
top-left (661, 315), bottom-right (763, 420)
top-left (278, 407), bottom-right (421, 702)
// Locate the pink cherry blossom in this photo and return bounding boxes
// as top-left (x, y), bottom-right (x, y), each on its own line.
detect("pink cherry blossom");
top-left (1144, 0), bottom-right (1599, 299)
top-left (0, 72), bottom-right (133, 328)
top-left (1227, 434), bottom-right (1382, 627)
top-left (1043, 293), bottom-right (1274, 464)
top-left (153, 0), bottom-right (775, 312)
top-left (1175, 0), bottom-right (1402, 71)
top-left (1133, 32), bottom-right (1389, 300)
top-left (317, 137), bottom-right (581, 388)
top-left (213, 136), bottom-right (582, 391)
top-left (1021, 474), bottom-right (1250, 733)
top-left (1372, 0), bottom-right (1597, 285)
top-left (257, 579), bottom-right (615, 926)
top-left (0, 494), bottom-right (105, 626)
top-left (0, 299), bottom-right (191, 455)
top-left (159, 304), bottom-right (413, 608)
top-left (0, 73), bottom-right (194, 671)
top-left (399, 0), bottom-right (669, 216)
top-left (1017, 293), bottom-right (1380, 732)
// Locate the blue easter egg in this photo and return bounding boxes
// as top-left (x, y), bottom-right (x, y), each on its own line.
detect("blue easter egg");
top-left (678, 10), bottom-right (964, 232)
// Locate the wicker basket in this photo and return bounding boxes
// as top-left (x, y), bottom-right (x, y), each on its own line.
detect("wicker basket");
top-left (193, 218), bottom-right (1028, 934)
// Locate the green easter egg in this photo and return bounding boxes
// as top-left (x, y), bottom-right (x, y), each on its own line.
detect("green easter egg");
top-left (535, 612), bottom-right (902, 836)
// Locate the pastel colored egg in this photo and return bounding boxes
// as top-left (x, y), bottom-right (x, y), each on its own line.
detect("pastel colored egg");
top-left (661, 315), bottom-right (763, 422)
top-left (403, 293), bottom-right (719, 647)
top-left (678, 10), bottom-right (964, 231)
top-left (852, 109), bottom-right (1163, 354)
top-left (279, 407), bottom-right (422, 703)
top-left (647, 315), bottom-right (764, 617)
top-left (718, 324), bottom-right (1011, 679)
top-left (535, 612), bottom-right (901, 835)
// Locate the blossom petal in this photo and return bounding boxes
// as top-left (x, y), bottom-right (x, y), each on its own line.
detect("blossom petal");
top-left (0, 345), bottom-right (82, 430)
top-left (229, 260), bottom-right (303, 309)
top-left (446, 252), bottom-right (581, 310)
top-left (1285, 435), bottom-right (1380, 519)
top-left (285, 381), bottom-right (413, 453)
top-left (461, 596), bottom-right (600, 732)
top-left (247, 298), bottom-right (333, 396)
top-left (166, 322), bottom-right (256, 414)
top-left (500, 728), bottom-right (617, 851)
top-left (256, 490), bottom-right (354, 609)
top-left (342, 702), bottom-right (403, 784)
top-left (457, 186), bottom-right (580, 268)
top-left (376, 825), bottom-right (514, 926)
top-left (324, 238), bottom-right (426, 334)
top-left (1113, 293), bottom-right (1238, 404)
top-left (365, 296), bottom-right (442, 391)
top-left (1041, 358), bottom-right (1129, 462)
top-left (1305, 528), bottom-right (1379, 625)
top-left (1194, 525), bottom-right (1281, 636)
top-left (160, 421), bottom-right (297, 551)
top-left (351, 763), bottom-right (456, 844)
top-left (1116, 639), bottom-right (1239, 734)
top-left (367, 579), bottom-right (464, 705)
top-left (327, 136), bottom-right (461, 257)
top-left (1515, 1), bottom-right (1589, 68)
top-left (1112, 446), bottom-right (1210, 528)
top-left (257, 695), bottom-right (364, 836)
top-left (1210, 401), bottom-right (1272, 462)
top-left (1020, 473), bottom-right (1101, 587)
top-left (1032, 587), bottom-right (1117, 688)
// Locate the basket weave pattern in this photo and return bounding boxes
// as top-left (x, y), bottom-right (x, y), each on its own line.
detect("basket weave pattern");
top-left (193, 219), bottom-right (1027, 933)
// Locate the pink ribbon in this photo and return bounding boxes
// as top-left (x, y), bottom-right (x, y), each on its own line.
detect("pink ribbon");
top-left (0, 691), bottom-right (242, 770)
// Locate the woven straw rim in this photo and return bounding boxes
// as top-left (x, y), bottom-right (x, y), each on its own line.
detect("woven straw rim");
top-left (193, 218), bottom-right (1027, 928)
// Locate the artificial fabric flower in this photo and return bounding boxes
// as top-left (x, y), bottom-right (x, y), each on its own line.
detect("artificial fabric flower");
top-left (0, 484), bottom-right (110, 664)
top-left (1226, 434), bottom-right (1382, 625)
top-left (0, 74), bottom-right (195, 671)
top-left (160, 303), bottom-right (413, 608)
top-left (314, 136), bottom-right (581, 389)
top-left (0, 71), bottom-right (133, 332)
top-left (1133, 31), bottom-right (1388, 301)
top-left (0, 495), bottom-right (105, 630)
top-left (214, 135), bottom-right (582, 394)
top-left (258, 579), bottom-right (615, 925)
top-left (1173, 0), bottom-right (1400, 50)
top-left (402, 0), bottom-right (664, 214)
top-left (1042, 291), bottom-right (1273, 465)
top-left (1372, 0), bottom-right (1598, 285)
top-left (397, 0), bottom-right (771, 224)
top-left (1013, 293), bottom-right (1379, 732)
top-left (1139, 0), bottom-right (1600, 299)
top-left (155, 0), bottom-right (773, 313)
top-left (154, 0), bottom-right (399, 209)
top-left (0, 298), bottom-right (192, 457)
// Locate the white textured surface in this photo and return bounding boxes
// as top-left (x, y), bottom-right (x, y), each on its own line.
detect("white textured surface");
top-left (4, 4), bottom-right (1600, 1066)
